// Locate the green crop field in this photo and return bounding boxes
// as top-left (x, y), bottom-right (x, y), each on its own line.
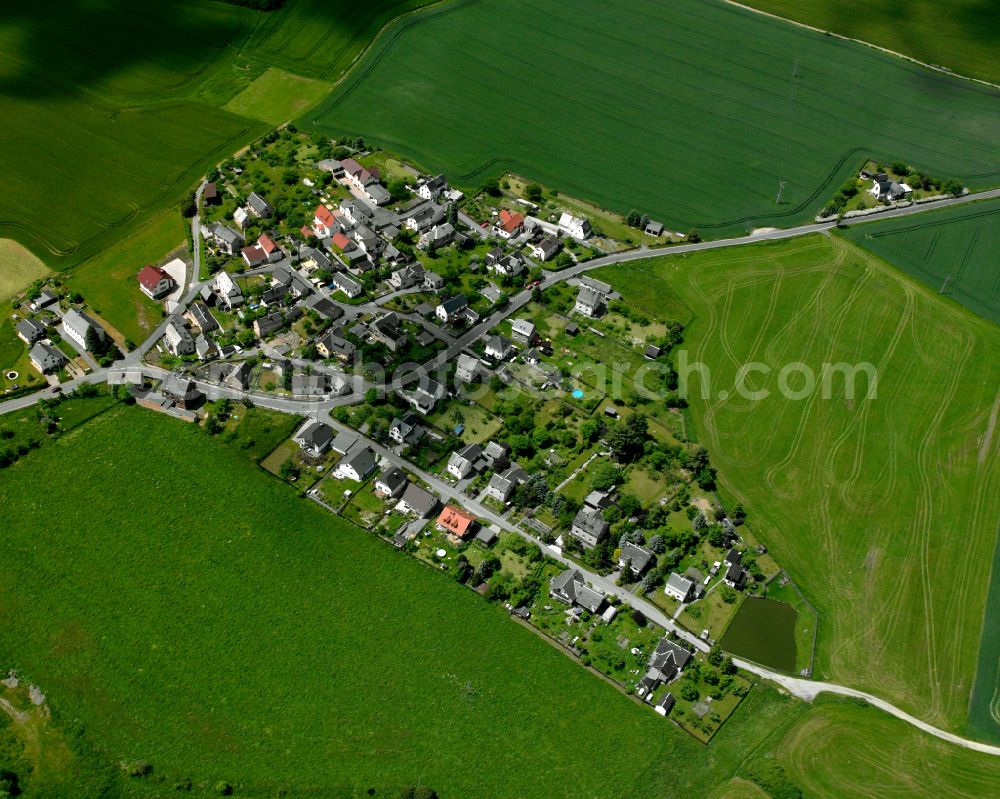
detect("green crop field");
top-left (591, 234), bottom-right (1000, 733)
top-left (241, 0), bottom-right (434, 80)
top-left (774, 699), bottom-right (1000, 797)
top-left (0, 403), bottom-right (813, 797)
top-left (223, 67), bottom-right (333, 123)
top-left (0, 0), bottom-right (266, 269)
top-left (302, 0), bottom-right (1000, 238)
top-left (739, 1), bottom-right (1000, 86)
top-left (843, 198), bottom-right (1000, 326)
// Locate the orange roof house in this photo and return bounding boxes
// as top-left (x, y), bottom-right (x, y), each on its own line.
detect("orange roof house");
top-left (314, 204), bottom-right (337, 236)
top-left (498, 208), bottom-right (525, 236)
top-left (436, 505), bottom-right (478, 539)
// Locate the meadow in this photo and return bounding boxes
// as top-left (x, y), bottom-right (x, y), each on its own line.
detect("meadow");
top-left (0, 404), bottom-right (807, 797)
top-left (739, 0), bottom-right (1000, 86)
top-left (591, 234), bottom-right (1000, 733)
top-left (0, 239), bottom-right (48, 302)
top-left (302, 0), bottom-right (1000, 238)
top-left (843, 198), bottom-right (1000, 326)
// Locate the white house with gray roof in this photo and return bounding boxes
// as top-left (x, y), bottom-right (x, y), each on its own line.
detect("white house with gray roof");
top-left (61, 308), bottom-right (105, 351)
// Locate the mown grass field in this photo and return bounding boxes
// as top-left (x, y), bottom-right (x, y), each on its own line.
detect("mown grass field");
top-left (592, 234), bottom-right (1000, 733)
top-left (223, 67), bottom-right (333, 124)
top-left (0, 239), bottom-right (48, 302)
top-left (774, 699), bottom-right (1000, 797)
top-left (739, 0), bottom-right (1000, 86)
top-left (843, 198), bottom-right (1000, 326)
top-left (0, 404), bottom-right (810, 797)
top-left (302, 0), bottom-right (1000, 238)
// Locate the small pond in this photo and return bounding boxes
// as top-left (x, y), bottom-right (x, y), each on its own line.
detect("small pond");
top-left (720, 596), bottom-right (797, 673)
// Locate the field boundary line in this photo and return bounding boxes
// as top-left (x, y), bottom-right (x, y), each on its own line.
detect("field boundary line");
top-left (719, 0), bottom-right (1000, 92)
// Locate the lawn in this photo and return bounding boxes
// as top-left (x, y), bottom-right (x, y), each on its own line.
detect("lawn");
top-left (773, 698), bottom-right (1000, 798)
top-left (0, 404), bottom-right (810, 797)
top-left (596, 234), bottom-right (1000, 734)
top-left (843, 198), bottom-right (1000, 326)
top-left (739, 0), bottom-right (1000, 86)
top-left (65, 209), bottom-right (188, 345)
top-left (302, 0), bottom-right (1000, 238)
top-left (0, 239), bottom-right (48, 302)
top-left (223, 67), bottom-right (332, 124)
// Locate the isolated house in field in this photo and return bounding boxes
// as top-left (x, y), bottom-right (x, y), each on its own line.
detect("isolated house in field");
top-left (664, 572), bottom-right (696, 602)
top-left (558, 212), bottom-right (592, 240)
top-left (15, 318), bottom-right (46, 346)
top-left (870, 173), bottom-right (913, 202)
top-left (436, 505), bottom-right (477, 539)
top-left (375, 466), bottom-right (408, 498)
top-left (618, 542), bottom-right (655, 575)
top-left (644, 220), bottom-right (664, 237)
top-left (396, 482), bottom-right (439, 518)
top-left (549, 569), bottom-right (606, 613)
top-left (247, 191), bottom-right (273, 219)
top-left (293, 420), bottom-right (333, 458)
top-left (137, 264), bottom-right (175, 300)
top-left (29, 341), bottom-right (66, 374)
top-left (163, 317), bottom-right (194, 356)
top-left (61, 308), bottom-right (105, 351)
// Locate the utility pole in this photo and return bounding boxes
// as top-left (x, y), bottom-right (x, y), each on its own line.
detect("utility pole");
top-left (775, 181), bottom-right (787, 205)
top-left (940, 275), bottom-right (952, 294)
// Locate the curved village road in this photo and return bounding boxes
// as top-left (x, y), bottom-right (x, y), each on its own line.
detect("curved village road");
top-left (3, 188), bottom-right (1000, 755)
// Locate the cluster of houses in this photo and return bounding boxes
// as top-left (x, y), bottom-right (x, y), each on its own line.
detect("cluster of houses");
top-left (19, 298), bottom-right (112, 376)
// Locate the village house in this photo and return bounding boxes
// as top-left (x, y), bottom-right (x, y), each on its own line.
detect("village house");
top-left (30, 290), bottom-right (59, 312)
top-left (61, 308), bottom-right (105, 351)
top-left (375, 466), bottom-right (408, 498)
top-left (549, 569), bottom-right (606, 613)
top-left (396, 482), bottom-right (439, 518)
top-left (558, 212), bottom-right (592, 240)
top-left (330, 272), bottom-right (363, 299)
top-left (455, 353), bottom-right (483, 384)
top-left (234, 206), bottom-right (249, 230)
top-left (204, 182), bottom-right (220, 205)
top-left (195, 335), bottom-right (218, 361)
top-left (416, 174), bottom-right (447, 200)
top-left (570, 506), bottom-right (609, 549)
top-left (317, 330), bottom-right (357, 362)
top-left (137, 264), bottom-right (176, 300)
top-left (487, 252), bottom-right (527, 277)
top-left (436, 505), bottom-right (478, 540)
top-left (573, 285), bottom-right (606, 318)
top-left (495, 209), bottom-right (525, 239)
top-left (213, 271), bottom-right (244, 310)
top-left (402, 374), bottom-right (446, 413)
top-left (436, 294), bottom-right (469, 324)
top-left (313, 204), bottom-right (339, 238)
top-left (447, 443), bottom-right (485, 480)
top-left (291, 373), bottom-right (327, 397)
top-left (185, 302), bottom-right (218, 333)
top-left (637, 637), bottom-right (692, 699)
top-left (403, 202), bottom-right (446, 233)
top-left (723, 548), bottom-right (750, 589)
top-left (664, 572), bottom-right (696, 602)
top-left (484, 465), bottom-right (528, 503)
top-left (389, 412), bottom-right (425, 446)
top-left (341, 158), bottom-right (380, 192)
top-left (336, 444), bottom-right (378, 482)
top-left (419, 222), bottom-right (455, 251)
top-left (161, 375), bottom-right (203, 409)
top-left (644, 219), bottom-right (664, 237)
top-left (211, 223), bottom-right (244, 255)
top-left (15, 318), bottom-right (46, 346)
top-left (253, 311), bottom-right (285, 339)
top-left (304, 295), bottom-right (344, 322)
top-left (293, 420), bottom-right (334, 459)
top-left (29, 341), bottom-right (66, 374)
top-left (163, 317), bottom-right (195, 356)
top-left (484, 334), bottom-right (514, 361)
top-left (481, 284), bottom-right (504, 305)
top-left (388, 263), bottom-right (425, 290)
top-left (244, 191), bottom-right (271, 219)
top-left (423, 271), bottom-right (445, 292)
top-left (482, 440), bottom-right (510, 470)
top-left (528, 236), bottom-right (561, 262)
top-left (619, 541), bottom-right (655, 575)
top-left (510, 318), bottom-right (536, 345)
top-left (369, 312), bottom-right (408, 352)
